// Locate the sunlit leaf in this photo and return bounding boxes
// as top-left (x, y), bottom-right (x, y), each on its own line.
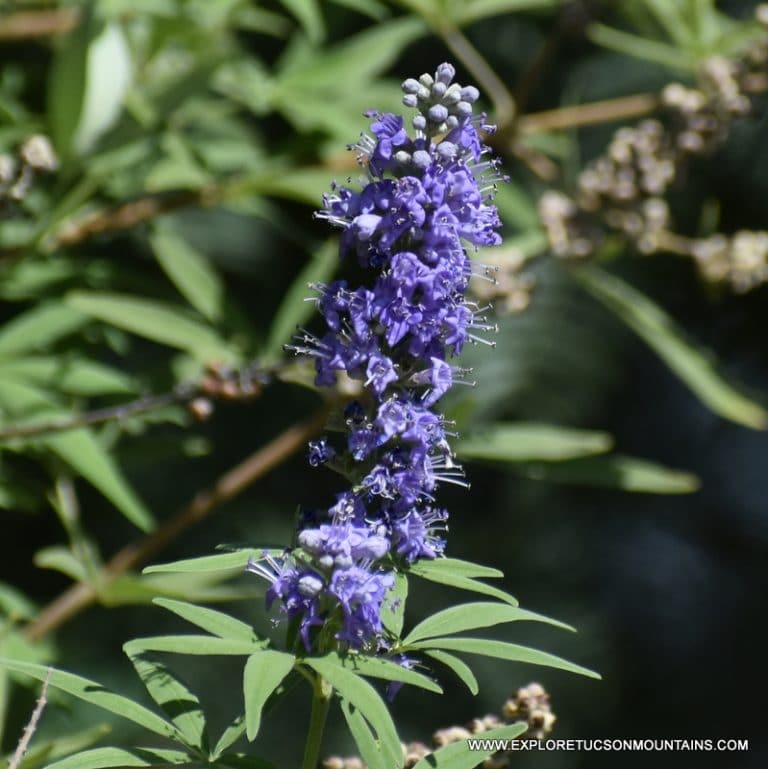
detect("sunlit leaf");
top-left (243, 651), bottom-right (295, 740)
top-left (423, 650), bottom-right (478, 695)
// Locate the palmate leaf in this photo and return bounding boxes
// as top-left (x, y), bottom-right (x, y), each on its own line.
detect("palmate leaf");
top-left (124, 636), bottom-right (265, 657)
top-left (304, 656), bottom-right (402, 769)
top-left (152, 598), bottom-right (260, 642)
top-left (143, 549), bottom-right (279, 575)
top-left (150, 224), bottom-right (225, 323)
top-left (411, 722), bottom-right (529, 769)
top-left (340, 699), bottom-right (387, 769)
top-left (242, 651), bottom-right (295, 740)
top-left (382, 571), bottom-right (408, 637)
top-left (575, 265), bottom-right (768, 430)
top-left (331, 652), bottom-right (442, 694)
top-left (44, 747), bottom-right (192, 769)
top-left (65, 292), bottom-right (239, 364)
top-left (408, 638), bottom-right (600, 680)
top-left (403, 602), bottom-right (574, 646)
top-left (423, 650), bottom-right (478, 696)
top-left (408, 560), bottom-right (517, 606)
top-left (124, 654), bottom-right (207, 751)
top-left (0, 658), bottom-right (179, 740)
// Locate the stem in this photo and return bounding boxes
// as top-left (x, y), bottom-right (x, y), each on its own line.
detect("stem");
top-left (302, 675), bottom-right (332, 769)
top-left (23, 407), bottom-right (328, 642)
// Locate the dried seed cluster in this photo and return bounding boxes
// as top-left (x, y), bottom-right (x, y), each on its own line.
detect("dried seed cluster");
top-left (538, 6), bottom-right (768, 294)
top-left (323, 682), bottom-right (556, 769)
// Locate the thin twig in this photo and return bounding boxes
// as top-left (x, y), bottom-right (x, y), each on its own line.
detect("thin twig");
top-left (8, 669), bottom-right (52, 769)
top-left (0, 9), bottom-right (79, 41)
top-left (23, 408), bottom-right (329, 642)
top-left (0, 391), bottom-right (183, 441)
top-left (516, 93), bottom-right (660, 134)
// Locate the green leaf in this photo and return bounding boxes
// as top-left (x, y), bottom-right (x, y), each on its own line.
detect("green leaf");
top-left (125, 656), bottom-right (207, 750)
top-left (277, 0), bottom-right (325, 43)
top-left (153, 599), bottom-right (260, 642)
top-left (587, 23), bottom-right (694, 70)
top-left (264, 239), bottom-right (338, 360)
top-left (0, 659), bottom-right (178, 739)
top-left (65, 292), bottom-right (237, 364)
top-left (304, 656), bottom-right (402, 769)
top-left (144, 549), bottom-right (274, 575)
top-left (150, 224), bottom-right (224, 323)
top-left (408, 638), bottom-right (601, 679)
top-left (403, 602), bottom-right (573, 645)
top-left (331, 652), bottom-right (442, 694)
top-left (1, 357), bottom-right (136, 396)
top-left (411, 722), bottom-right (529, 769)
top-left (447, 0), bottom-right (559, 26)
top-left (44, 428), bottom-right (154, 532)
top-left (243, 651), bottom-right (295, 740)
top-left (124, 636), bottom-right (265, 657)
top-left (423, 650), bottom-right (478, 696)
top-left (44, 747), bottom-right (191, 769)
top-left (456, 423), bottom-right (613, 463)
top-left (412, 558), bottom-right (504, 579)
top-left (521, 454), bottom-right (700, 494)
top-left (0, 304), bottom-right (87, 360)
top-left (408, 562), bottom-right (517, 606)
top-left (34, 546), bottom-right (87, 582)
top-left (340, 700), bottom-right (387, 769)
top-left (575, 266), bottom-right (768, 430)
top-left (382, 571), bottom-right (408, 638)
top-left (7, 725), bottom-right (112, 769)
top-left (212, 716), bottom-right (247, 759)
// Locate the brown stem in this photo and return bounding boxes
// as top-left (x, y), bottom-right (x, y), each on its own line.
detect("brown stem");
top-left (23, 408), bottom-right (328, 642)
top-left (0, 9), bottom-right (79, 41)
top-left (517, 93), bottom-right (660, 134)
top-left (8, 669), bottom-right (51, 769)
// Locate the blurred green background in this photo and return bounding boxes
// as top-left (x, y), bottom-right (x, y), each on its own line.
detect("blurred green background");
top-left (1, 1), bottom-right (767, 768)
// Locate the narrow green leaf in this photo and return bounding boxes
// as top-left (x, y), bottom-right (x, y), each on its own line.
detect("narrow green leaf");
top-left (423, 650), bottom-right (478, 696)
top-left (587, 23), bottom-right (694, 70)
top-left (33, 546), bottom-right (87, 582)
top-left (0, 304), bottom-right (87, 360)
top-left (124, 636), bottom-right (264, 657)
top-left (0, 659), bottom-right (178, 739)
top-left (642, 0), bottom-right (695, 47)
top-left (72, 22), bottom-right (132, 154)
top-left (575, 266), bottom-right (768, 429)
top-left (340, 700), bottom-right (387, 769)
top-left (331, 652), bottom-right (442, 694)
top-left (412, 558), bottom-right (504, 579)
top-left (408, 562), bottom-right (517, 606)
top-left (44, 428), bottom-right (154, 532)
top-left (212, 716), bottom-right (247, 759)
top-left (456, 423), bottom-right (613, 463)
top-left (243, 651), bottom-right (295, 740)
top-left (1, 357), bottom-right (136, 396)
top-left (44, 747), bottom-right (191, 769)
top-left (66, 292), bottom-right (237, 363)
top-left (7, 725), bottom-right (112, 769)
top-left (153, 599), bottom-right (259, 642)
top-left (125, 655), bottom-right (206, 750)
top-left (276, 0), bottom-right (325, 42)
top-left (265, 240), bottom-right (337, 360)
top-left (382, 571), bottom-right (408, 638)
top-left (522, 454), bottom-right (700, 494)
top-left (409, 638), bottom-right (601, 679)
top-left (304, 656), bottom-right (401, 769)
top-left (150, 224), bottom-right (224, 323)
top-left (404, 602), bottom-right (573, 645)
top-left (448, 0), bottom-right (558, 26)
top-left (411, 722), bottom-right (528, 769)
top-left (144, 549), bottom-right (277, 575)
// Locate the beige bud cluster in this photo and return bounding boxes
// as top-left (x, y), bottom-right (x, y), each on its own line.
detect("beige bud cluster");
top-left (322, 683), bottom-right (555, 769)
top-left (0, 135), bottom-right (57, 205)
